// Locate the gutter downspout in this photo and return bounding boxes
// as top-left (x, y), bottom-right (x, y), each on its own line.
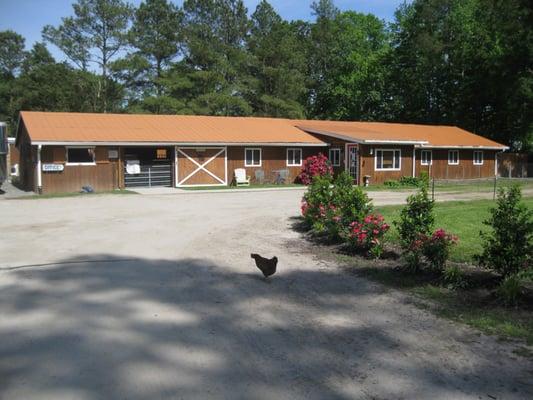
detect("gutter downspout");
top-left (36, 144), bottom-right (42, 194)
top-left (412, 147), bottom-right (416, 178)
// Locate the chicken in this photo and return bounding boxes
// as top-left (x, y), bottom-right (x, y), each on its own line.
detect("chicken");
top-left (251, 253), bottom-right (278, 278)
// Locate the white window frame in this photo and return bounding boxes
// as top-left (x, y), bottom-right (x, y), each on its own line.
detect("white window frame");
top-left (244, 147), bottom-right (262, 167)
top-left (329, 148), bottom-right (341, 167)
top-left (65, 146), bottom-right (96, 166)
top-left (473, 150), bottom-right (484, 165)
top-left (286, 148), bottom-right (302, 167)
top-left (448, 150), bottom-right (459, 165)
top-left (375, 149), bottom-right (401, 171)
top-left (420, 150), bottom-right (432, 166)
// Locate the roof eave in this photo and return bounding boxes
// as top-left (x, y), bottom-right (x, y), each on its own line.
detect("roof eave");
top-left (30, 140), bottom-right (328, 147)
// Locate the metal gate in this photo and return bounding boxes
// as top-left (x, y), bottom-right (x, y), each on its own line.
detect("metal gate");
top-left (124, 162), bottom-right (172, 188)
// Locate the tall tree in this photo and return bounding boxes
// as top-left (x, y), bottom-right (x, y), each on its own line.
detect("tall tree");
top-left (130, 0), bottom-right (183, 95)
top-left (0, 30), bottom-right (26, 77)
top-left (179, 0), bottom-right (252, 116)
top-left (247, 0), bottom-right (308, 118)
top-left (43, 0), bottom-right (133, 111)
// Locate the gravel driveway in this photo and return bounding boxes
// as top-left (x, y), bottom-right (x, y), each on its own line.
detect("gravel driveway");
top-left (0, 191), bottom-right (531, 399)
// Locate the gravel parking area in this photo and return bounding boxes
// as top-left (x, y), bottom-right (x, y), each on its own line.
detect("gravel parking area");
top-left (0, 191), bottom-right (531, 399)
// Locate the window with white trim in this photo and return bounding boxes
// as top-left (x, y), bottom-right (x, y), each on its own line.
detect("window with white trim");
top-left (473, 150), bottom-right (483, 165)
top-left (375, 149), bottom-right (401, 170)
top-left (421, 150), bottom-right (432, 166)
top-left (66, 147), bottom-right (95, 165)
top-left (329, 148), bottom-right (341, 166)
top-left (244, 148), bottom-right (261, 167)
top-left (448, 150), bottom-right (459, 165)
top-left (286, 148), bottom-right (302, 166)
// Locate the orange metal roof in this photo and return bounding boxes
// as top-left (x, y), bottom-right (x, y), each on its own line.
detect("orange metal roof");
top-left (295, 120), bottom-right (507, 149)
top-left (19, 111), bottom-right (507, 149)
top-left (19, 111), bottom-right (325, 145)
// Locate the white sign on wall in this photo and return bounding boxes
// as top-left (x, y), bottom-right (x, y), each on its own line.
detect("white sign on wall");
top-left (42, 164), bottom-right (64, 172)
top-left (108, 149), bottom-right (119, 159)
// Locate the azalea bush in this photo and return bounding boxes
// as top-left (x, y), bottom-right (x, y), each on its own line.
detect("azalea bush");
top-left (301, 174), bottom-right (334, 227)
top-left (346, 214), bottom-right (390, 258)
top-left (331, 172), bottom-right (373, 229)
top-left (422, 229), bottom-right (458, 271)
top-left (395, 185), bottom-right (435, 270)
top-left (298, 153), bottom-right (333, 185)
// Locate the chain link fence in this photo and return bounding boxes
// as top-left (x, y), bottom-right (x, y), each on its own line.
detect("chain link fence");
top-left (429, 177), bottom-right (533, 201)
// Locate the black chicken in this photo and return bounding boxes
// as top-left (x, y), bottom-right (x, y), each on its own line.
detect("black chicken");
top-left (251, 253), bottom-right (278, 278)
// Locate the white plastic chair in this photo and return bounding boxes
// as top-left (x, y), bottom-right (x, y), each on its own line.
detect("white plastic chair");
top-left (234, 168), bottom-right (251, 186)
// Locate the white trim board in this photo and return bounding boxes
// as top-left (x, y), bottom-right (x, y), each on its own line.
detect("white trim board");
top-left (32, 141), bottom-right (328, 147)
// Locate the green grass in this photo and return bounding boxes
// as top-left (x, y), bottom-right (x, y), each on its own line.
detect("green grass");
top-left (15, 189), bottom-right (137, 200)
top-left (180, 183), bottom-right (305, 191)
top-left (364, 178), bottom-right (533, 194)
top-left (337, 258), bottom-right (533, 345)
top-left (375, 197), bottom-right (533, 263)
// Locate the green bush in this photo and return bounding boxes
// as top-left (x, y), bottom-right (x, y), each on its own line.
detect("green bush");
top-left (443, 265), bottom-right (466, 289)
top-left (384, 180), bottom-right (401, 188)
top-left (332, 172), bottom-right (373, 230)
top-left (422, 229), bottom-right (458, 271)
top-left (477, 185), bottom-right (532, 278)
top-left (301, 174), bottom-right (334, 227)
top-left (395, 185), bottom-right (435, 270)
top-left (497, 274), bottom-right (522, 306)
top-left (301, 172), bottom-right (373, 240)
top-left (399, 176), bottom-right (420, 186)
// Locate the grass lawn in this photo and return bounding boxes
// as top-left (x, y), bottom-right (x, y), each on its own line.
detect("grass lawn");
top-left (365, 178), bottom-right (533, 194)
top-left (180, 183), bottom-right (305, 191)
top-left (344, 258), bottom-right (533, 346)
top-left (375, 196), bottom-right (533, 263)
top-left (15, 189), bottom-right (137, 200)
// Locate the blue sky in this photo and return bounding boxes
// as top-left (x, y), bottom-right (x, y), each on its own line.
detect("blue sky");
top-left (0, 0), bottom-right (406, 61)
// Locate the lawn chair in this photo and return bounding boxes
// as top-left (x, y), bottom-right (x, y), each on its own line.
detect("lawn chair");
top-left (234, 168), bottom-right (251, 186)
top-left (276, 169), bottom-right (289, 184)
top-left (254, 169), bottom-right (265, 184)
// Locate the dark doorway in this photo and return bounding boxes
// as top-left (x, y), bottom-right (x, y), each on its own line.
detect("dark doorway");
top-left (123, 147), bottom-right (173, 188)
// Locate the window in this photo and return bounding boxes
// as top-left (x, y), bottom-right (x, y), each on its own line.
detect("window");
top-left (329, 148), bottom-right (341, 166)
top-left (66, 147), bottom-right (95, 165)
top-left (448, 150), bottom-right (459, 165)
top-left (286, 148), bottom-right (302, 166)
top-left (375, 149), bottom-right (401, 170)
top-left (156, 149), bottom-right (168, 159)
top-left (245, 148), bottom-right (261, 167)
top-left (473, 150), bottom-right (483, 165)
top-left (421, 150), bottom-right (432, 166)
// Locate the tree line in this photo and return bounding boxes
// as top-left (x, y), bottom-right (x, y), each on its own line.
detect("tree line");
top-left (0, 0), bottom-right (531, 150)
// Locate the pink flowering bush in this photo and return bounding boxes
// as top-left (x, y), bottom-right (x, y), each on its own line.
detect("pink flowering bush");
top-left (346, 214), bottom-right (390, 258)
top-left (422, 229), bottom-right (458, 271)
top-left (298, 153), bottom-right (333, 185)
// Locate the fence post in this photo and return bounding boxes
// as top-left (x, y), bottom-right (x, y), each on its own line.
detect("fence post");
top-left (432, 177), bottom-right (435, 201)
top-left (493, 176), bottom-right (497, 200)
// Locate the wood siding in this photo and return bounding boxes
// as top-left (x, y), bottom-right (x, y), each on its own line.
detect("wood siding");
top-left (40, 146), bottom-right (117, 194)
top-left (226, 146), bottom-right (323, 184)
top-left (414, 149), bottom-right (497, 180)
top-left (359, 145), bottom-right (415, 185)
top-left (176, 147), bottom-right (226, 186)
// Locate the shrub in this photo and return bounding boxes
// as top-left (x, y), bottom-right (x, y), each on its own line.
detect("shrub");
top-left (301, 174), bottom-right (334, 226)
top-left (399, 176), bottom-right (420, 186)
top-left (396, 185), bottom-right (434, 248)
top-left (395, 185), bottom-right (435, 270)
top-left (384, 180), bottom-right (401, 188)
top-left (301, 172), bottom-right (373, 240)
top-left (477, 185), bottom-right (532, 278)
top-left (497, 274), bottom-right (522, 306)
top-left (346, 214), bottom-right (390, 258)
top-left (422, 229), bottom-right (458, 271)
top-left (443, 265), bottom-right (466, 289)
top-left (332, 172), bottom-right (373, 229)
top-left (298, 153), bottom-right (333, 185)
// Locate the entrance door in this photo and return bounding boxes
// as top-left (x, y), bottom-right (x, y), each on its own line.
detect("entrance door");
top-left (347, 144), bottom-right (358, 184)
top-left (176, 147), bottom-right (227, 186)
top-left (124, 147), bottom-right (173, 188)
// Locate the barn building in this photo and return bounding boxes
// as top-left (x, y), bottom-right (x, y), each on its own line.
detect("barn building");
top-left (15, 111), bottom-right (508, 194)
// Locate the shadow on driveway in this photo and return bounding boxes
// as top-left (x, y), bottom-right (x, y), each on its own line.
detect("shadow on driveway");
top-left (0, 255), bottom-right (530, 399)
